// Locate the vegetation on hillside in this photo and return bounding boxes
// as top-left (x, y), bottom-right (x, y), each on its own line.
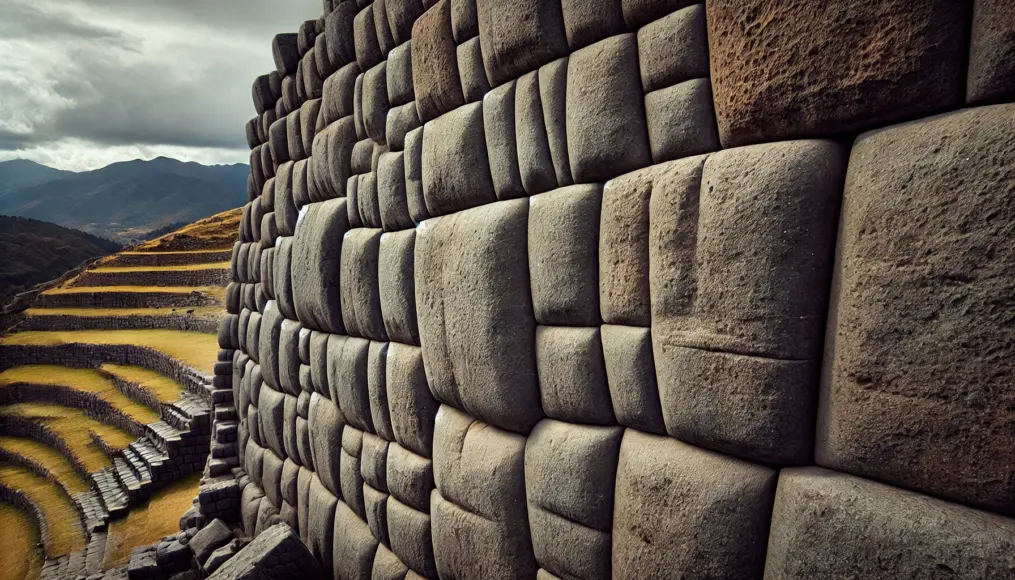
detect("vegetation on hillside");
top-left (134, 207), bottom-right (242, 252)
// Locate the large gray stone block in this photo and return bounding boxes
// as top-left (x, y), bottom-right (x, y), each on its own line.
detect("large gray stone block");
top-left (765, 467), bottom-right (1015, 580)
top-left (372, 544), bottom-right (409, 580)
top-left (645, 78), bottom-right (720, 164)
top-left (363, 61), bottom-right (390, 144)
top-left (258, 385), bottom-right (287, 460)
top-left (403, 127), bottom-right (428, 224)
top-left (651, 144), bottom-right (844, 465)
top-left (525, 420), bottom-right (622, 579)
top-left (385, 343), bottom-right (436, 458)
top-left (538, 56), bottom-right (571, 188)
top-left (535, 326), bottom-right (614, 425)
top-left (386, 441), bottom-right (433, 513)
top-left (308, 474), bottom-right (339, 571)
top-left (457, 37), bottom-right (489, 103)
top-left (272, 237), bottom-right (296, 320)
top-left (566, 33), bottom-right (650, 183)
top-left (367, 341), bottom-right (395, 441)
top-left (326, 1), bottom-right (357, 70)
top-left (967, 0), bottom-right (1015, 104)
top-left (328, 335), bottom-right (374, 432)
top-left (378, 229), bottom-right (419, 345)
top-left (278, 318), bottom-right (302, 396)
top-left (476, 0), bottom-right (567, 87)
top-left (262, 448), bottom-right (284, 507)
top-left (387, 498), bottom-right (437, 577)
top-left (340, 228), bottom-right (388, 341)
top-left (333, 502), bottom-right (380, 580)
top-left (321, 61), bottom-right (360, 125)
top-left (818, 104), bottom-right (1015, 516)
top-left (560, 0), bottom-right (623, 50)
top-left (412, 0), bottom-right (464, 122)
top-left (601, 324), bottom-right (664, 434)
top-left (292, 198), bottom-right (350, 334)
top-left (309, 331), bottom-right (330, 397)
top-left (637, 4), bottom-right (708, 93)
top-left (613, 430), bottom-right (777, 578)
top-left (386, 0), bottom-right (425, 46)
top-left (421, 101), bottom-right (496, 217)
top-left (599, 166), bottom-right (652, 326)
top-left (528, 184), bottom-right (601, 326)
top-left (431, 405), bottom-right (536, 578)
top-left (363, 483), bottom-right (390, 547)
top-left (386, 41), bottom-right (415, 107)
top-left (515, 70), bottom-right (556, 196)
top-left (354, 3), bottom-right (384, 71)
top-left (308, 392), bottom-right (345, 497)
top-left (386, 102), bottom-right (421, 152)
top-left (482, 80), bottom-right (524, 200)
top-left (415, 199), bottom-right (541, 433)
top-left (377, 152), bottom-right (413, 231)
top-left (341, 426), bottom-right (367, 519)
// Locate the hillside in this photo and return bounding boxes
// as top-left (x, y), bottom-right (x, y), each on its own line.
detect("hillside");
top-left (0, 159), bottom-right (72, 193)
top-left (0, 216), bottom-right (122, 302)
top-left (0, 158), bottom-right (248, 242)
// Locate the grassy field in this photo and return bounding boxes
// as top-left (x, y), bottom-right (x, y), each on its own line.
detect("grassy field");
top-left (0, 436), bottom-right (90, 494)
top-left (0, 366), bottom-right (160, 426)
top-left (133, 208), bottom-right (241, 252)
top-left (0, 462), bottom-right (86, 557)
top-left (1, 403), bottom-right (135, 471)
top-left (1, 330), bottom-right (220, 373)
top-left (88, 262), bottom-right (230, 273)
top-left (116, 250), bottom-right (231, 256)
top-left (42, 285), bottom-right (225, 297)
top-left (102, 472), bottom-right (201, 568)
top-left (100, 364), bottom-right (185, 403)
top-left (26, 307), bottom-right (221, 317)
top-left (0, 502), bottom-right (43, 580)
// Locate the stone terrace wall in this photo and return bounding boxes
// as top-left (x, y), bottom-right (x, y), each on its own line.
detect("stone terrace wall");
top-left (223, 1), bottom-right (1015, 578)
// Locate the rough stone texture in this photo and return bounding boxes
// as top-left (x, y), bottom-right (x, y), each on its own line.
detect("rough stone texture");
top-left (637, 3), bottom-right (708, 93)
top-left (707, 0), bottom-right (970, 147)
top-left (765, 467), bottom-right (1015, 580)
top-left (377, 152), bottom-right (413, 230)
top-left (362, 61), bottom-right (389, 144)
top-left (601, 324), bottom-right (664, 435)
top-left (537, 57), bottom-right (571, 188)
top-left (377, 229), bottom-right (419, 345)
top-left (476, 0), bottom-right (568, 87)
top-left (321, 62), bottom-right (360, 125)
top-left (613, 430), bottom-right (777, 578)
top-left (328, 336), bottom-right (374, 432)
top-left (420, 101), bottom-right (496, 217)
top-left (333, 501), bottom-right (379, 580)
top-left (415, 199), bottom-right (542, 433)
top-left (190, 519), bottom-right (233, 566)
top-left (515, 70), bottom-right (556, 196)
top-left (386, 41), bottom-right (414, 107)
top-left (207, 523), bottom-right (322, 580)
top-left (967, 0), bottom-right (1015, 104)
top-left (292, 198), bottom-right (350, 333)
top-left (340, 228), bottom-right (387, 341)
top-left (386, 441), bottom-right (433, 512)
top-left (818, 105), bottom-right (1015, 516)
top-left (457, 37), bottom-right (489, 103)
top-left (566, 33), bottom-right (650, 183)
top-left (307, 474), bottom-right (339, 570)
top-left (528, 183), bottom-right (601, 326)
top-left (354, 4), bottom-right (383, 71)
top-left (412, 0), bottom-right (463, 122)
top-left (645, 78), bottom-right (720, 164)
top-left (432, 405), bottom-right (536, 578)
top-left (535, 326), bottom-right (613, 425)
top-left (385, 344), bottom-right (437, 458)
top-left (308, 393), bottom-right (344, 496)
top-left (482, 80), bottom-right (524, 200)
top-left (525, 420), bottom-right (623, 579)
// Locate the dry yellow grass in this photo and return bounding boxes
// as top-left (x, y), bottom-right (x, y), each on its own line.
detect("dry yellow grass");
top-left (119, 250), bottom-right (231, 255)
top-left (0, 502), bottom-right (43, 580)
top-left (0, 436), bottom-right (90, 494)
top-left (0, 462), bottom-right (86, 557)
top-left (102, 472), bottom-right (201, 568)
top-left (42, 285), bottom-right (223, 295)
top-left (88, 261), bottom-right (230, 273)
top-left (99, 364), bottom-right (185, 403)
top-left (1, 403), bottom-right (134, 471)
top-left (26, 306), bottom-right (221, 317)
top-left (1, 330), bottom-right (220, 374)
top-left (134, 208), bottom-right (241, 252)
top-left (0, 366), bottom-right (160, 426)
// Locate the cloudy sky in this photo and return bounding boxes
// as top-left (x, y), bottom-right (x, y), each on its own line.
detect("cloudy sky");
top-left (0, 0), bottom-right (321, 171)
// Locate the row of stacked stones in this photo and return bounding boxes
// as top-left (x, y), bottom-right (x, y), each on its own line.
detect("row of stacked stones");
top-left (223, 0), bottom-right (1015, 578)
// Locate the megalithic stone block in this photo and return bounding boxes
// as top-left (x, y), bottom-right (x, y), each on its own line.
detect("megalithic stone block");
top-left (476, 0), bottom-right (568, 87)
top-left (386, 41), bottom-right (415, 107)
top-left (273, 33), bottom-right (300, 76)
top-left (378, 229), bottom-right (419, 345)
top-left (322, 62), bottom-right (360, 126)
top-left (818, 104), bottom-right (1015, 516)
top-left (412, 0), bottom-right (464, 123)
top-left (326, 1), bottom-right (358, 70)
top-left (421, 101), bottom-right (496, 217)
top-left (387, 0), bottom-right (426, 46)
top-left (292, 198), bottom-right (350, 334)
top-left (560, 0), bottom-right (623, 51)
top-left (967, 0), bottom-right (1015, 104)
top-left (636, 4), bottom-right (708, 93)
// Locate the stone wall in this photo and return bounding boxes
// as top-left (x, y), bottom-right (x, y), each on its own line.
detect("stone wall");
top-left (224, 1), bottom-right (1015, 578)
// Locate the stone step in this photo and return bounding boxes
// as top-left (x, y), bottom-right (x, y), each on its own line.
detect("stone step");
top-left (104, 249), bottom-right (233, 268)
top-left (214, 406), bottom-right (237, 423)
top-left (83, 532), bottom-right (107, 577)
top-left (130, 439), bottom-right (167, 474)
top-left (34, 288), bottom-right (218, 310)
top-left (73, 490), bottom-right (109, 533)
top-left (123, 446), bottom-right (152, 485)
top-left (113, 457), bottom-right (142, 495)
top-left (146, 420), bottom-right (184, 453)
top-left (92, 468), bottom-right (129, 519)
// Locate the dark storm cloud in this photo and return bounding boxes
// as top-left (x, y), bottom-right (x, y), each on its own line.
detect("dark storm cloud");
top-left (0, 0), bottom-right (320, 159)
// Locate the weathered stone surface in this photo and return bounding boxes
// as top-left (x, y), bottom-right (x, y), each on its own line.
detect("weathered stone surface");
top-left (258, 385), bottom-right (287, 460)
top-left (314, 33), bottom-right (334, 78)
top-left (292, 198), bottom-right (350, 334)
top-left (361, 431), bottom-right (390, 493)
top-left (332, 501), bottom-right (380, 580)
top-left (358, 172), bottom-right (383, 229)
top-left (403, 127), bottom-right (428, 223)
top-left (432, 405), bottom-right (536, 578)
top-left (364, 482), bottom-right (391, 546)
top-left (241, 464), bottom-right (265, 535)
top-left (278, 319), bottom-right (301, 395)
top-left (363, 61), bottom-right (389, 144)
top-left (818, 105), bottom-right (1015, 516)
top-left (386, 41), bottom-right (415, 107)
top-left (967, 0), bottom-right (1015, 104)
top-left (385, 102), bottom-right (421, 151)
top-left (412, 0), bottom-right (463, 122)
top-left (367, 341), bottom-right (395, 441)
top-left (613, 430), bottom-right (777, 578)
top-left (536, 326), bottom-right (613, 425)
top-left (373, 0), bottom-right (396, 56)
top-left (309, 331), bottom-right (330, 397)
top-left (515, 70), bottom-right (556, 196)
top-left (482, 80), bottom-right (524, 200)
top-left (307, 474), bottom-right (338, 570)
top-left (450, 0), bottom-right (477, 42)
top-left (525, 420), bottom-right (623, 579)
top-left (272, 33), bottom-right (300, 76)
top-left (297, 466), bottom-right (313, 541)
top-left (377, 152), bottom-right (413, 230)
top-left (386, 0), bottom-right (425, 46)
top-left (420, 101), bottom-right (496, 217)
top-left (308, 392), bottom-right (344, 496)
top-left (340, 228), bottom-right (387, 341)
top-left (321, 61), bottom-right (360, 125)
top-left (328, 335), bottom-right (374, 432)
top-left (651, 143), bottom-right (844, 465)
top-left (372, 544), bottom-right (409, 580)
top-left (537, 56), bottom-right (571, 188)
top-left (262, 447), bottom-right (284, 506)
top-left (637, 4), bottom-right (708, 93)
top-left (566, 33), bottom-right (650, 183)
top-left (387, 498), bottom-right (436, 577)
top-left (601, 324), bottom-right (664, 434)
top-left (599, 167), bottom-right (652, 326)
top-left (645, 78), bottom-right (720, 164)
top-left (416, 199), bottom-right (542, 433)
top-left (190, 519), bottom-right (233, 566)
top-left (457, 37), bottom-right (489, 103)
top-left (765, 467), bottom-right (1015, 580)
top-left (354, 3), bottom-right (384, 70)
top-left (386, 441), bottom-right (434, 512)
top-left (341, 426), bottom-right (367, 518)
top-left (384, 344), bottom-right (436, 459)
top-left (302, 50), bottom-right (324, 101)
top-left (528, 184), bottom-right (601, 326)
top-left (208, 523), bottom-right (322, 580)
top-left (560, 0), bottom-right (623, 50)
top-left (476, 0), bottom-right (568, 87)
top-left (707, 0), bottom-right (970, 147)
top-left (378, 229), bottom-right (419, 345)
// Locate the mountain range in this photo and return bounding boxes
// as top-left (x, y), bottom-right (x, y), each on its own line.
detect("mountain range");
top-left (0, 157), bottom-right (248, 241)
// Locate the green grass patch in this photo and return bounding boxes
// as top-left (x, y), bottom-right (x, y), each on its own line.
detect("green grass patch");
top-left (102, 472), bottom-right (201, 568)
top-left (0, 436), bottom-right (90, 494)
top-left (0, 365), bottom-right (160, 425)
top-left (0, 502), bottom-right (43, 580)
top-left (1, 330), bottom-right (220, 374)
top-left (88, 262), bottom-right (230, 273)
top-left (0, 462), bottom-right (86, 557)
top-left (99, 364), bottom-right (185, 404)
top-left (1, 403), bottom-right (134, 472)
